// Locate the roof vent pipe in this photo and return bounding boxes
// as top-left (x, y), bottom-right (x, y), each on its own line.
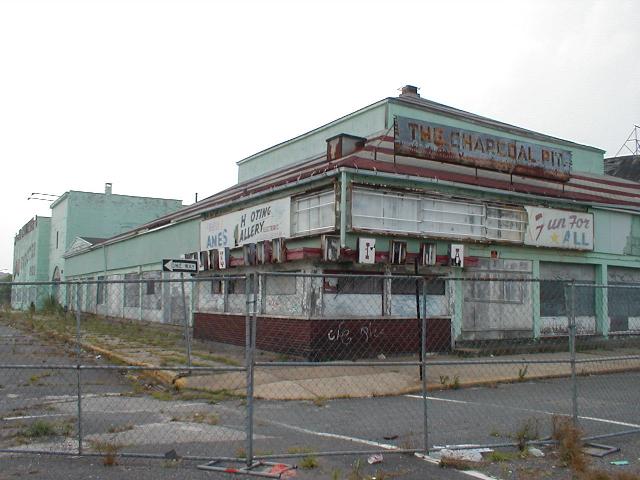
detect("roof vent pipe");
top-left (399, 85), bottom-right (420, 98)
top-left (105, 183), bottom-right (112, 195)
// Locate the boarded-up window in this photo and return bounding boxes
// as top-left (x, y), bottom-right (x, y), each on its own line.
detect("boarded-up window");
top-left (96, 276), bottom-right (105, 305)
top-left (324, 276), bottom-right (383, 294)
top-left (266, 275), bottom-right (297, 295)
top-left (124, 273), bottom-right (140, 307)
top-left (391, 277), bottom-right (445, 295)
top-left (540, 263), bottom-right (595, 316)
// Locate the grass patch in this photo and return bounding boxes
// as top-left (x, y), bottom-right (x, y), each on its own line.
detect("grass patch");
top-left (22, 420), bottom-right (57, 438)
top-left (194, 352), bottom-right (241, 366)
top-left (299, 455), bottom-right (319, 469)
top-left (28, 372), bottom-right (51, 384)
top-left (486, 450), bottom-right (516, 462)
top-left (171, 412), bottom-right (219, 425)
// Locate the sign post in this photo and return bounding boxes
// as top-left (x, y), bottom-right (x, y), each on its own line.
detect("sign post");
top-left (162, 259), bottom-right (197, 371)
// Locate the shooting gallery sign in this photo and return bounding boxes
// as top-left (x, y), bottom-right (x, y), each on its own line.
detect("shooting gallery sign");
top-left (394, 116), bottom-right (572, 181)
top-left (524, 206), bottom-right (593, 250)
top-left (200, 197), bottom-right (291, 251)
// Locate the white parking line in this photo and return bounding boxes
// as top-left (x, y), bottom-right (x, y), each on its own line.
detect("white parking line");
top-left (404, 394), bottom-right (640, 429)
top-left (3, 413), bottom-right (69, 421)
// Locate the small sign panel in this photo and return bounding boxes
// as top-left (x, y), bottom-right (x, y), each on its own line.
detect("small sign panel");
top-left (450, 244), bottom-right (464, 268)
top-left (162, 259), bottom-right (198, 273)
top-left (524, 207), bottom-right (594, 251)
top-left (358, 238), bottom-right (376, 264)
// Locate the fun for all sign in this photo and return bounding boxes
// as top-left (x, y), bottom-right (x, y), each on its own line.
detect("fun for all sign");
top-left (524, 206), bottom-right (593, 250)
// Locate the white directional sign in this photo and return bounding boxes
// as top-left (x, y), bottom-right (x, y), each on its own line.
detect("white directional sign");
top-left (162, 259), bottom-right (198, 273)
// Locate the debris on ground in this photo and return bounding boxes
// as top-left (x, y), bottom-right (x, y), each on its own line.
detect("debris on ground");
top-left (367, 454), bottom-right (383, 464)
top-left (528, 447), bottom-right (545, 457)
top-left (432, 448), bottom-right (492, 463)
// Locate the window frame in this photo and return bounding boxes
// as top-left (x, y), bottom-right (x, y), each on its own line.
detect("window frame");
top-left (351, 187), bottom-right (527, 244)
top-left (291, 190), bottom-right (337, 237)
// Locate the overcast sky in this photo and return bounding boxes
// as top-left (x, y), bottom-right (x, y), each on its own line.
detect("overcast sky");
top-left (1, 0), bottom-right (638, 274)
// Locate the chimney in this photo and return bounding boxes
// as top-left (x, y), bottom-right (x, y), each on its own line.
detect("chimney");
top-left (399, 85), bottom-right (420, 98)
top-left (105, 183), bottom-right (112, 195)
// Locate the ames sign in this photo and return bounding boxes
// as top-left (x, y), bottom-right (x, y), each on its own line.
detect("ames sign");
top-left (395, 116), bottom-right (572, 181)
top-left (200, 197), bottom-right (291, 251)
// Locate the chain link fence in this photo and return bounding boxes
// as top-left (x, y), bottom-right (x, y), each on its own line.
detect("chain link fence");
top-left (1, 274), bottom-right (639, 470)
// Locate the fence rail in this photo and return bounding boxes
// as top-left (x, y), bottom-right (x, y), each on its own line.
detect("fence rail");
top-left (1, 274), bottom-right (639, 469)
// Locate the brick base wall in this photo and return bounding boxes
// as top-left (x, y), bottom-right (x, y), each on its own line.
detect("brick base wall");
top-left (194, 313), bottom-right (451, 361)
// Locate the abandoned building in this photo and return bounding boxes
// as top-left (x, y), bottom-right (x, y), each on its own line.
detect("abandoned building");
top-left (18, 86), bottom-right (640, 357)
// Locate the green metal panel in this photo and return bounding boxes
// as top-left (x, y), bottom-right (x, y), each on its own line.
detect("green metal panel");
top-left (237, 103), bottom-right (387, 183)
top-left (65, 219), bottom-right (200, 277)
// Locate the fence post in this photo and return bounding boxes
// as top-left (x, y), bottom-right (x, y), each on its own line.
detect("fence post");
top-left (75, 282), bottom-right (83, 455)
top-left (190, 276), bottom-right (196, 368)
top-left (568, 280), bottom-right (579, 425)
top-left (421, 277), bottom-right (429, 454)
top-left (244, 273), bottom-right (256, 467)
top-left (180, 273), bottom-right (192, 371)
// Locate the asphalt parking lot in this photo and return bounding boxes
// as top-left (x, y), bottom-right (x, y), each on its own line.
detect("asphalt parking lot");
top-left (1, 321), bottom-right (639, 479)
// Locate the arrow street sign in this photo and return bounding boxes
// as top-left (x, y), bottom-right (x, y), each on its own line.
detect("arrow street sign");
top-left (162, 259), bottom-right (198, 273)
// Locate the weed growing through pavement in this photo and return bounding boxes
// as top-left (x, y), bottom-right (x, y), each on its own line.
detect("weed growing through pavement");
top-left (348, 459), bottom-right (363, 480)
top-left (299, 455), bottom-right (319, 469)
top-left (552, 415), bottom-right (587, 474)
top-left (513, 417), bottom-right (540, 451)
top-left (517, 364), bottom-right (528, 382)
top-left (90, 440), bottom-right (123, 467)
top-left (312, 396), bottom-right (328, 407)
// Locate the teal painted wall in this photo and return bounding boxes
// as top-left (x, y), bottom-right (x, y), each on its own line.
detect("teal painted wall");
top-left (237, 97), bottom-right (604, 186)
top-left (237, 102), bottom-right (387, 183)
top-left (49, 191), bottom-right (183, 280)
top-left (65, 219), bottom-right (200, 277)
top-left (13, 216), bottom-right (51, 283)
top-left (12, 216), bottom-right (51, 309)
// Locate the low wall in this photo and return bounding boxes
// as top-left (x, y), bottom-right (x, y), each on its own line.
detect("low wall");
top-left (193, 313), bottom-right (451, 361)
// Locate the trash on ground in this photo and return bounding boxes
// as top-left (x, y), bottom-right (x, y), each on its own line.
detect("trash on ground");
top-left (367, 454), bottom-right (383, 464)
top-left (583, 443), bottom-right (620, 458)
top-left (610, 460), bottom-right (629, 466)
top-left (164, 449), bottom-right (180, 460)
top-left (528, 447), bottom-right (544, 457)
top-left (432, 448), bottom-right (492, 463)
top-left (269, 464), bottom-right (297, 477)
